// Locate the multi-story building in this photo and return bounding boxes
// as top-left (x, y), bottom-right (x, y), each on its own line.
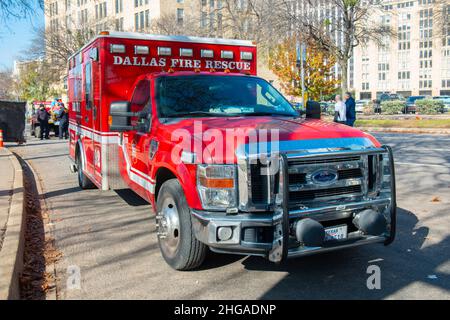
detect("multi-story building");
top-left (45, 0), bottom-right (198, 34)
top-left (354, 0), bottom-right (450, 99)
top-left (44, 0), bottom-right (280, 91)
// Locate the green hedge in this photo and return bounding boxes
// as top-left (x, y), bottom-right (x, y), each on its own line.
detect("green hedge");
top-left (416, 99), bottom-right (444, 114)
top-left (380, 100), bottom-right (404, 114)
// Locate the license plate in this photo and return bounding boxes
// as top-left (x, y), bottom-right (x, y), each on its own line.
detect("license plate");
top-left (324, 225), bottom-right (348, 241)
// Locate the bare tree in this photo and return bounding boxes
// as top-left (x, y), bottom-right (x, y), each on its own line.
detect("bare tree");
top-left (23, 15), bottom-right (116, 81)
top-left (434, 0), bottom-right (450, 44)
top-left (208, 0), bottom-right (286, 53)
top-left (151, 13), bottom-right (206, 37)
top-left (0, 68), bottom-right (14, 100)
top-left (280, 0), bottom-right (395, 94)
top-left (0, 0), bottom-right (43, 22)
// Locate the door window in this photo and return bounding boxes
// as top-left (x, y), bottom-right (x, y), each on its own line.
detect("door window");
top-left (130, 80), bottom-right (151, 131)
top-left (84, 62), bottom-right (92, 110)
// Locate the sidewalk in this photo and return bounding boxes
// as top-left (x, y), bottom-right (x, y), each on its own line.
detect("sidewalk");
top-left (0, 147), bottom-right (25, 300)
top-left (360, 127), bottom-right (450, 135)
top-left (0, 148), bottom-right (15, 249)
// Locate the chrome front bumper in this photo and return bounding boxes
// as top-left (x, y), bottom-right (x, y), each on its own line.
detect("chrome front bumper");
top-left (191, 145), bottom-right (397, 262)
top-left (191, 198), bottom-right (393, 260)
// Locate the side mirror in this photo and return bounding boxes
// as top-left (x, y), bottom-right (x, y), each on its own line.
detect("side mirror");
top-left (109, 101), bottom-right (135, 132)
top-left (305, 101), bottom-right (321, 119)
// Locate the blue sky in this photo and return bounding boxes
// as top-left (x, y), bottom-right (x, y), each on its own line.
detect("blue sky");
top-left (0, 3), bottom-right (44, 71)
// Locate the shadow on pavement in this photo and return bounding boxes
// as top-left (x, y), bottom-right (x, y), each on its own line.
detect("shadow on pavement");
top-left (44, 186), bottom-right (83, 199)
top-left (115, 189), bottom-right (149, 206)
top-left (24, 153), bottom-right (69, 161)
top-left (237, 207), bottom-right (449, 299)
top-left (11, 140), bottom-right (68, 148)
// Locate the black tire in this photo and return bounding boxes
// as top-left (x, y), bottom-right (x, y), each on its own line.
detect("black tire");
top-left (76, 151), bottom-right (96, 189)
top-left (156, 179), bottom-right (206, 270)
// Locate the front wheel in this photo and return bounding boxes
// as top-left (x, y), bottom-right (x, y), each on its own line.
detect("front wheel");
top-left (76, 152), bottom-right (96, 189)
top-left (156, 179), bottom-right (207, 270)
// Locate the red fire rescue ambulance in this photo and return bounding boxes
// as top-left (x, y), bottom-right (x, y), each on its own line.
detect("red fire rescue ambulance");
top-left (68, 32), bottom-right (396, 270)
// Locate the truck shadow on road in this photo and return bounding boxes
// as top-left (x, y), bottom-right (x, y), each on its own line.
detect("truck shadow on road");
top-left (235, 207), bottom-right (449, 299)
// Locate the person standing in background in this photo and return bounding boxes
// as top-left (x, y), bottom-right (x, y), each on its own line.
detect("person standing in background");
top-left (333, 95), bottom-right (347, 124)
top-left (36, 104), bottom-right (50, 140)
top-left (345, 92), bottom-right (356, 127)
top-left (58, 106), bottom-right (69, 139)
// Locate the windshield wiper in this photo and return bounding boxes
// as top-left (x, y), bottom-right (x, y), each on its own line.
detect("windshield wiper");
top-left (165, 111), bottom-right (232, 118)
top-left (240, 112), bottom-right (296, 117)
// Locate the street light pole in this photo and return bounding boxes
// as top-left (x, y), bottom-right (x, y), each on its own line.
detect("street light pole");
top-left (300, 42), bottom-right (306, 107)
top-left (297, 41), bottom-right (307, 105)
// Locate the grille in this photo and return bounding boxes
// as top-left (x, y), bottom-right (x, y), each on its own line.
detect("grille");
top-left (338, 168), bottom-right (362, 180)
top-left (249, 155), bottom-right (365, 207)
top-left (289, 185), bottom-right (362, 202)
top-left (289, 173), bottom-right (307, 184)
top-left (288, 156), bottom-right (360, 166)
top-left (250, 163), bottom-right (268, 204)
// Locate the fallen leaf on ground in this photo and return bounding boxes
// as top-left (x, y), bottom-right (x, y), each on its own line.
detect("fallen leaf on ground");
top-left (431, 196), bottom-right (441, 202)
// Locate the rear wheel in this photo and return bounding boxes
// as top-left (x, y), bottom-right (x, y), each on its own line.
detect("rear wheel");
top-left (76, 151), bottom-right (96, 189)
top-left (156, 179), bottom-right (206, 270)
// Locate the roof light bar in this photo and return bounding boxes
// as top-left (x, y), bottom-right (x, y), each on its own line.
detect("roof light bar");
top-left (241, 51), bottom-right (253, 60)
top-left (110, 44), bottom-right (126, 54)
top-left (135, 45), bottom-right (149, 55)
top-left (180, 48), bottom-right (193, 57)
top-left (201, 49), bottom-right (214, 58)
top-left (221, 50), bottom-right (234, 59)
top-left (158, 47), bottom-right (172, 56)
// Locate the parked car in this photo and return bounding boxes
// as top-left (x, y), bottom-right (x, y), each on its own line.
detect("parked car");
top-left (404, 96), bottom-right (426, 114)
top-left (355, 99), bottom-right (370, 113)
top-left (319, 102), bottom-right (329, 114)
top-left (373, 93), bottom-right (403, 114)
top-left (432, 96), bottom-right (450, 113)
top-left (379, 93), bottom-right (403, 103)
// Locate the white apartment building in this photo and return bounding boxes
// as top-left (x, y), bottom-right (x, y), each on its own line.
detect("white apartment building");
top-left (45, 0), bottom-right (198, 35)
top-left (44, 0), bottom-right (279, 89)
top-left (354, 0), bottom-right (450, 99)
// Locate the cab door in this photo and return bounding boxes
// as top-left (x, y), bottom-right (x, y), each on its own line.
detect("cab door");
top-left (90, 48), bottom-right (103, 185)
top-left (83, 60), bottom-right (95, 178)
top-left (123, 79), bottom-right (153, 200)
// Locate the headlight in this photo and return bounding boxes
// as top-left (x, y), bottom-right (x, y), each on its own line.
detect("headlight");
top-left (197, 164), bottom-right (237, 210)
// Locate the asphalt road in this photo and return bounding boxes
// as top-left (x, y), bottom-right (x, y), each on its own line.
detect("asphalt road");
top-left (9, 132), bottom-right (450, 300)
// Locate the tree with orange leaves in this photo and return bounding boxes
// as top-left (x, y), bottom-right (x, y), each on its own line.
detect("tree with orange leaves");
top-left (268, 38), bottom-right (340, 101)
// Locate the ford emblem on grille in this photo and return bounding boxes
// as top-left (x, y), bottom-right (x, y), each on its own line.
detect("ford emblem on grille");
top-left (311, 169), bottom-right (338, 185)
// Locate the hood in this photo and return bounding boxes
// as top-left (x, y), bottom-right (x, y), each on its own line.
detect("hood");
top-left (160, 116), bottom-right (380, 164)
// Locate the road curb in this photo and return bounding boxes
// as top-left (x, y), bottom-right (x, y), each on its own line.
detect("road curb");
top-left (359, 127), bottom-right (450, 135)
top-left (0, 148), bottom-right (25, 300)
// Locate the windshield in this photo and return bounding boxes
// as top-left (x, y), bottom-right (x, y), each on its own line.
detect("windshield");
top-left (155, 75), bottom-right (297, 118)
top-left (407, 96), bottom-right (425, 103)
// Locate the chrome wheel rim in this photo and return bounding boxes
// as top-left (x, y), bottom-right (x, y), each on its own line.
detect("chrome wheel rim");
top-left (157, 196), bottom-right (181, 259)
